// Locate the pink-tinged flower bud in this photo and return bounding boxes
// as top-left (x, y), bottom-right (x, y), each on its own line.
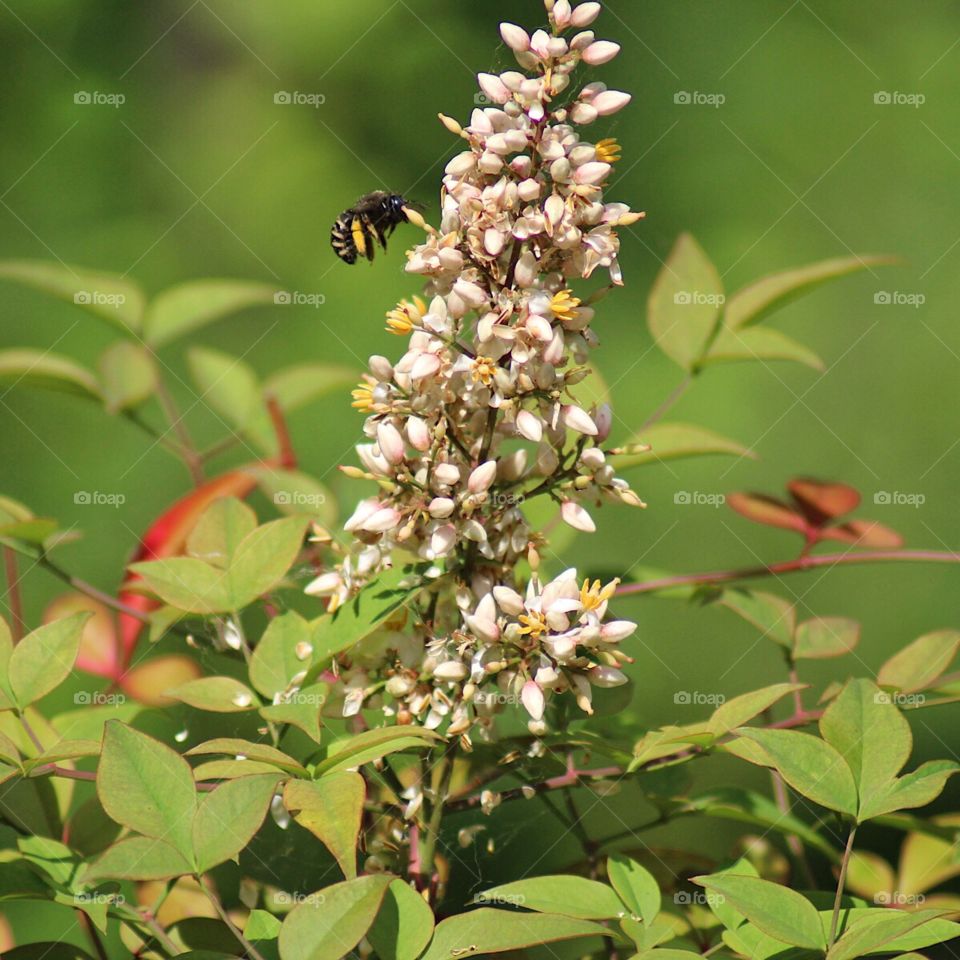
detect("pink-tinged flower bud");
top-left (376, 421), bottom-right (405, 465)
top-left (304, 571), bottom-right (342, 597)
top-left (514, 251), bottom-right (539, 288)
top-left (571, 2), bottom-right (602, 27)
top-left (521, 680), bottom-right (546, 721)
top-left (574, 161), bottom-right (612, 185)
top-left (434, 462), bottom-right (461, 485)
top-left (344, 498), bottom-right (379, 532)
top-left (595, 402), bottom-right (613, 441)
top-left (484, 228), bottom-right (506, 257)
top-left (592, 90), bottom-right (631, 115)
top-left (526, 314), bottom-right (553, 342)
top-left (428, 497), bottom-right (455, 519)
top-left (434, 660), bottom-right (469, 681)
top-left (561, 499), bottom-right (596, 532)
top-left (549, 157), bottom-right (572, 182)
top-left (536, 442), bottom-right (559, 475)
top-left (544, 193), bottom-right (566, 226)
top-left (500, 22), bottom-right (530, 52)
top-left (477, 72), bottom-right (511, 104)
top-left (493, 585), bottom-right (525, 616)
top-left (518, 178), bottom-right (542, 202)
top-left (569, 102), bottom-right (599, 125)
top-left (544, 329), bottom-right (565, 365)
top-left (454, 278), bottom-right (489, 307)
top-left (570, 30), bottom-right (596, 51)
top-left (406, 416), bottom-right (431, 452)
top-left (468, 460), bottom-right (498, 493)
top-left (479, 151), bottom-right (504, 175)
top-left (462, 519), bottom-right (488, 542)
top-left (582, 39), bottom-right (620, 64)
top-left (430, 524), bottom-right (457, 557)
top-left (445, 152), bottom-right (476, 176)
top-left (368, 354), bottom-right (393, 381)
top-left (360, 507), bottom-right (402, 533)
top-left (553, 0), bottom-right (573, 27)
top-left (529, 28), bottom-right (552, 58)
top-left (580, 447), bottom-right (605, 470)
top-left (516, 409), bottom-right (544, 442)
top-left (590, 665), bottom-right (628, 687)
top-left (562, 404), bottom-right (598, 435)
top-left (465, 613), bottom-right (500, 643)
top-left (410, 353), bottom-right (441, 381)
top-left (602, 620), bottom-right (637, 642)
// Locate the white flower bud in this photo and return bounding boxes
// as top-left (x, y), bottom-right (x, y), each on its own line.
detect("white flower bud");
top-left (592, 90), bottom-right (631, 115)
top-left (477, 72), bottom-right (511, 104)
top-left (574, 161), bottom-right (612, 185)
top-left (434, 462), bottom-right (461, 485)
top-left (595, 402), bottom-right (613, 442)
top-left (462, 519), bottom-right (488, 542)
top-left (569, 102), bottom-right (599, 125)
top-left (526, 314), bottom-right (553, 342)
top-left (571, 2), bottom-right (602, 27)
top-left (602, 620), bottom-right (637, 642)
top-left (428, 497), bottom-right (455, 519)
top-left (484, 228), bottom-right (506, 257)
top-left (500, 22), bottom-right (530, 52)
top-left (553, 0), bottom-right (572, 27)
top-left (493, 585), bottom-right (525, 616)
top-left (360, 507), bottom-right (402, 533)
top-left (344, 498), bottom-right (379, 532)
top-left (582, 40), bottom-right (620, 64)
top-left (468, 460), bottom-right (498, 493)
top-left (561, 500), bottom-right (596, 532)
top-left (434, 660), bottom-right (470, 681)
top-left (304, 571), bottom-right (342, 597)
top-left (386, 675), bottom-right (415, 697)
top-left (521, 680), bottom-right (546, 720)
top-left (368, 355), bottom-right (393, 381)
top-left (406, 416), bottom-right (431, 451)
top-left (377, 421), bottom-right (405, 465)
top-left (430, 524), bottom-right (457, 557)
top-left (518, 178), bottom-right (542, 202)
top-left (516, 409), bottom-right (544, 442)
top-left (411, 353), bottom-right (441, 380)
top-left (562, 404), bottom-right (598, 435)
top-left (590, 665), bottom-right (628, 687)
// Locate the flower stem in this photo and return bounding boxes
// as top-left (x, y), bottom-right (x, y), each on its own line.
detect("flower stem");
top-left (198, 873), bottom-right (267, 960)
top-left (829, 823), bottom-right (857, 949)
top-left (3, 547), bottom-right (24, 641)
top-left (417, 742), bottom-right (457, 899)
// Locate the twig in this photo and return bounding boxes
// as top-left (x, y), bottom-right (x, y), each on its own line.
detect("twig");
top-left (150, 355), bottom-right (205, 487)
top-left (198, 873), bottom-right (267, 960)
top-left (617, 549), bottom-right (960, 597)
top-left (637, 374), bottom-right (692, 432)
top-left (37, 556), bottom-right (150, 622)
top-left (829, 824), bottom-right (857, 948)
top-left (3, 547), bottom-right (24, 641)
top-left (77, 910), bottom-right (109, 960)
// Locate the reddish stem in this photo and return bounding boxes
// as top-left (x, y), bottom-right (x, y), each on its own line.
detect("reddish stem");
top-left (3, 547), bottom-right (25, 641)
top-left (265, 394), bottom-right (297, 469)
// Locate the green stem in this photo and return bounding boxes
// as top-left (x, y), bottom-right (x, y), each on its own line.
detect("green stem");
top-left (198, 873), bottom-right (267, 960)
top-left (38, 555), bottom-right (150, 621)
top-left (829, 823), bottom-right (857, 949)
top-left (418, 743), bottom-right (457, 899)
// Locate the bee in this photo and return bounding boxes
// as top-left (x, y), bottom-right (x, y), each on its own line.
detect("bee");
top-left (330, 191), bottom-right (412, 264)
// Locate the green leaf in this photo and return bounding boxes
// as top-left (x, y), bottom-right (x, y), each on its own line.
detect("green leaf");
top-left (828, 909), bottom-right (951, 960)
top-left (877, 630), bottom-right (960, 693)
top-left (819, 678), bottom-right (912, 819)
top-left (0, 259), bottom-right (145, 332)
top-left (250, 611), bottom-right (314, 700)
top-left (185, 738), bottom-right (305, 775)
top-left (97, 341), bottom-right (157, 413)
top-left (607, 854), bottom-right (661, 925)
top-left (188, 346), bottom-right (267, 439)
top-left (707, 683), bottom-right (804, 737)
top-left (260, 684), bottom-right (327, 743)
top-left (192, 773), bottom-right (281, 872)
top-left (9, 613), bottom-right (90, 707)
top-left (17, 835), bottom-right (78, 887)
top-left (245, 909), bottom-right (282, 957)
top-left (647, 233), bottom-right (724, 371)
top-left (0, 349), bottom-right (101, 400)
top-left (283, 774), bottom-right (365, 880)
top-left (733, 727), bottom-right (858, 816)
top-left (312, 565), bottom-right (423, 665)
top-left (2, 945), bottom-right (95, 960)
top-left (251, 467), bottom-right (337, 526)
top-left (278, 874), bottom-right (392, 960)
top-left (168, 676), bottom-right (258, 713)
top-left (718, 590), bottom-right (795, 649)
top-left (859, 760), bottom-right (960, 821)
top-left (368, 878), bottom-right (436, 960)
top-left (128, 556), bottom-right (230, 614)
top-left (145, 279), bottom-right (277, 347)
top-left (313, 726), bottom-right (441, 777)
top-left (794, 618), bottom-right (860, 660)
top-left (476, 875), bottom-right (625, 920)
top-left (226, 516), bottom-right (307, 609)
top-left (0, 617), bottom-right (13, 709)
top-left (83, 836), bottom-right (192, 882)
top-left (96, 721), bottom-right (196, 859)
top-left (724, 255), bottom-right (893, 330)
top-left (614, 422), bottom-right (754, 469)
top-left (186, 497), bottom-right (257, 568)
top-left (263, 363), bottom-right (358, 412)
top-left (420, 909), bottom-right (615, 960)
top-left (193, 759), bottom-right (282, 781)
top-left (23, 738), bottom-right (100, 772)
top-left (692, 874), bottom-right (824, 950)
top-left (0, 730), bottom-right (21, 766)
top-left (703, 325), bottom-right (823, 370)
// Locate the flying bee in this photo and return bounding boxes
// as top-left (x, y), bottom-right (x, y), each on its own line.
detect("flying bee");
top-left (330, 191), bottom-right (413, 264)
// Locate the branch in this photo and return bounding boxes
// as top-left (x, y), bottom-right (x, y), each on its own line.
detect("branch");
top-left (617, 549), bottom-right (960, 597)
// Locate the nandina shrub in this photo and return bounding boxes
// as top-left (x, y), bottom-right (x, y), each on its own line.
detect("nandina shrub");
top-left (1, 2), bottom-right (959, 959)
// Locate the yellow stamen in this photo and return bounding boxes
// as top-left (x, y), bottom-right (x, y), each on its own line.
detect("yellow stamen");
top-left (596, 138), bottom-right (622, 164)
top-left (351, 381), bottom-right (374, 412)
top-left (518, 611), bottom-right (548, 638)
top-left (550, 289), bottom-right (582, 322)
top-left (472, 355), bottom-right (497, 386)
top-left (385, 297), bottom-right (425, 336)
top-left (580, 577), bottom-right (620, 612)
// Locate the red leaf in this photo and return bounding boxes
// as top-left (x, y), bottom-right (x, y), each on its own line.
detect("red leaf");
top-left (119, 655), bottom-right (203, 707)
top-left (822, 518), bottom-right (904, 549)
top-left (44, 593), bottom-right (120, 680)
top-left (788, 478), bottom-right (860, 525)
top-left (727, 493), bottom-right (809, 534)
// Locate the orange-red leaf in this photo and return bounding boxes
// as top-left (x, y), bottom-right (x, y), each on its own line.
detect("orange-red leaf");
top-left (45, 593), bottom-right (120, 680)
top-left (822, 518), bottom-right (904, 549)
top-left (726, 493), bottom-right (808, 534)
top-left (119, 655), bottom-right (202, 706)
top-left (788, 478), bottom-right (860, 525)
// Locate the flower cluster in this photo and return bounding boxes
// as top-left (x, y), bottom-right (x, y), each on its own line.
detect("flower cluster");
top-left (309, 0), bottom-right (643, 739)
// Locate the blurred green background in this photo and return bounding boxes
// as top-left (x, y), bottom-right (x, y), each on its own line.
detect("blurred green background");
top-left (1, 0), bottom-right (959, 934)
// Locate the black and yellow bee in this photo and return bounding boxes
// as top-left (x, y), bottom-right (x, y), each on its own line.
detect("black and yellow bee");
top-left (330, 192), bottom-right (411, 264)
